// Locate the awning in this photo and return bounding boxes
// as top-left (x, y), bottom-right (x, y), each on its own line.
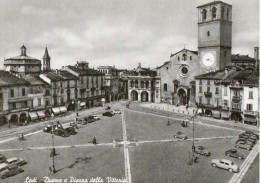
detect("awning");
top-left (212, 110), bottom-right (221, 119)
top-left (52, 107), bottom-right (61, 115)
top-left (221, 111), bottom-right (229, 118)
top-left (37, 111), bottom-right (46, 118)
top-left (59, 106), bottom-right (67, 113)
top-left (244, 116), bottom-right (257, 123)
top-left (80, 102), bottom-right (86, 107)
top-left (29, 112), bottom-right (38, 120)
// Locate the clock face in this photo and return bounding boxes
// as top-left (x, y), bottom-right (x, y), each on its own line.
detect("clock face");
top-left (202, 53), bottom-right (215, 66)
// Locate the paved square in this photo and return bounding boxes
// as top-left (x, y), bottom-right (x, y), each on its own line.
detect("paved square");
top-left (0, 106), bottom-right (258, 183)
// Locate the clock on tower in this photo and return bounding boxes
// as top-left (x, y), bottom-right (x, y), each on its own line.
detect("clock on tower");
top-left (197, 1), bottom-right (232, 74)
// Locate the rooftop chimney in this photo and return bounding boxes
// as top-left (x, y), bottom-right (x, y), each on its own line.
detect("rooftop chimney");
top-left (254, 47), bottom-right (259, 67)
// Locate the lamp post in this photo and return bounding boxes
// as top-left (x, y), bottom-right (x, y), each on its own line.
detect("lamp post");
top-left (51, 123), bottom-right (56, 173)
top-left (191, 108), bottom-right (198, 163)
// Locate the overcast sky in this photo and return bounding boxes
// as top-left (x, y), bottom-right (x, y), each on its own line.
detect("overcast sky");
top-left (0, 0), bottom-right (258, 70)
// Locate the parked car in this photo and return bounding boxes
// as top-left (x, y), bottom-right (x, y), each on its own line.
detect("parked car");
top-left (113, 109), bottom-right (121, 114)
top-left (64, 127), bottom-right (77, 135)
top-left (0, 165), bottom-right (24, 179)
top-left (102, 111), bottom-right (114, 117)
top-left (0, 154), bottom-right (6, 164)
top-left (4, 157), bottom-right (27, 167)
top-left (105, 106), bottom-right (111, 110)
top-left (84, 116), bottom-right (95, 123)
top-left (173, 132), bottom-right (187, 140)
top-left (225, 149), bottom-right (244, 160)
top-left (236, 139), bottom-right (254, 147)
top-left (244, 131), bottom-right (259, 139)
top-left (235, 141), bottom-right (252, 150)
top-left (91, 115), bottom-right (100, 120)
top-left (239, 132), bottom-right (258, 141)
top-left (195, 146), bottom-right (211, 156)
top-left (211, 159), bottom-right (239, 173)
top-left (43, 124), bottom-right (57, 133)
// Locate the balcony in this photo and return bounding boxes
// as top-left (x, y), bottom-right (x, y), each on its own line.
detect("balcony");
top-left (204, 92), bottom-right (212, 98)
top-left (10, 107), bottom-right (29, 113)
top-left (231, 107), bottom-right (242, 112)
top-left (244, 110), bottom-right (258, 115)
top-left (232, 96), bottom-right (241, 103)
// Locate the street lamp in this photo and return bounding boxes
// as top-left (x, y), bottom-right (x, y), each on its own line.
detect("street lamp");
top-left (191, 108), bottom-right (198, 164)
top-left (50, 123), bottom-right (56, 174)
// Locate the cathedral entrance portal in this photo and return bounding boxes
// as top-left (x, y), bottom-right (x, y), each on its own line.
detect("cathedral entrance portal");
top-left (178, 88), bottom-right (187, 106)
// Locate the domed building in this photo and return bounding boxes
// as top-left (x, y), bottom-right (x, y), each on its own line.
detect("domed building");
top-left (4, 45), bottom-right (42, 75)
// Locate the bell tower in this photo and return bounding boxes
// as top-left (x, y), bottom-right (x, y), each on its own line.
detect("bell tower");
top-left (43, 47), bottom-right (51, 72)
top-left (197, 1), bottom-right (232, 73)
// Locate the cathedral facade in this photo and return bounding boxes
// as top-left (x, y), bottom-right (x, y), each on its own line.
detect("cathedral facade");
top-left (156, 0), bottom-right (233, 106)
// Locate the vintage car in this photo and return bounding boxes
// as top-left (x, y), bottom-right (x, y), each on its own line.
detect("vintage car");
top-left (225, 149), bottom-right (244, 160)
top-left (244, 131), bottom-right (259, 139)
top-left (91, 115), bottom-right (100, 120)
top-left (195, 146), bottom-right (211, 156)
top-left (173, 132), bottom-right (187, 140)
top-left (43, 124), bottom-right (57, 133)
top-left (5, 157), bottom-right (27, 167)
top-left (235, 141), bottom-right (253, 150)
top-left (211, 159), bottom-right (239, 173)
top-left (0, 165), bottom-right (24, 179)
top-left (53, 126), bottom-right (76, 137)
top-left (102, 111), bottom-right (114, 117)
top-left (112, 109), bottom-right (121, 114)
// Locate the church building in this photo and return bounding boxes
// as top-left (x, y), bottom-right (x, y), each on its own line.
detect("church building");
top-left (156, 0), bottom-right (233, 106)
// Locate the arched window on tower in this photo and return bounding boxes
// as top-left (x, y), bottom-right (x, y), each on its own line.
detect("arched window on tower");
top-left (227, 8), bottom-right (229, 20)
top-left (221, 6), bottom-right (225, 19)
top-left (182, 53), bottom-right (187, 61)
top-left (202, 9), bottom-right (207, 22)
top-left (212, 7), bottom-right (217, 20)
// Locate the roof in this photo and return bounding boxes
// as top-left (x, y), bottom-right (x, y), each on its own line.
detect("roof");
top-left (197, 1), bottom-right (232, 8)
top-left (0, 163), bottom-right (7, 169)
top-left (97, 66), bottom-right (117, 70)
top-left (6, 157), bottom-right (18, 162)
top-left (244, 71), bottom-right (259, 86)
top-left (4, 55), bottom-right (41, 65)
top-left (43, 47), bottom-right (50, 59)
top-left (156, 61), bottom-right (170, 69)
top-left (67, 65), bottom-right (104, 76)
top-left (0, 71), bottom-right (29, 87)
top-left (231, 54), bottom-right (256, 63)
top-left (170, 49), bottom-right (198, 58)
top-left (43, 72), bottom-right (66, 82)
top-left (22, 74), bottom-right (46, 86)
top-left (59, 70), bottom-right (79, 80)
top-left (195, 69), bottom-right (228, 80)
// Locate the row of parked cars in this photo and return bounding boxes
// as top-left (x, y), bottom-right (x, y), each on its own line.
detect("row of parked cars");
top-left (173, 130), bottom-right (258, 173)
top-left (0, 154), bottom-right (27, 179)
top-left (211, 131), bottom-right (259, 173)
top-left (43, 121), bottom-right (77, 137)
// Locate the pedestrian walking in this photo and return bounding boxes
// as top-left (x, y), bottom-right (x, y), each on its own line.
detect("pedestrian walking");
top-left (93, 137), bottom-right (97, 145)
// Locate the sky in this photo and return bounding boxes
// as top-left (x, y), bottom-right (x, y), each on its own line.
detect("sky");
top-left (0, 0), bottom-right (258, 70)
